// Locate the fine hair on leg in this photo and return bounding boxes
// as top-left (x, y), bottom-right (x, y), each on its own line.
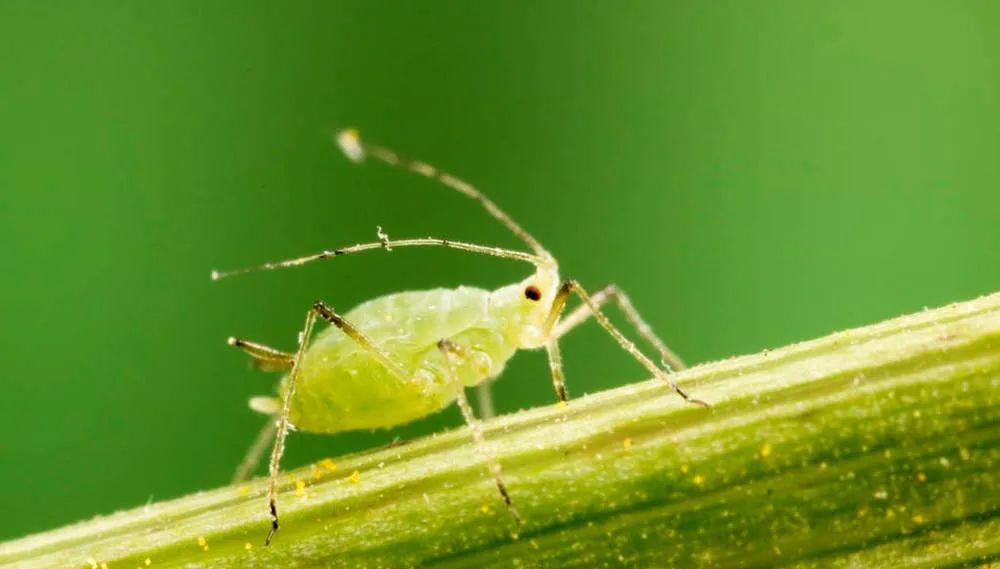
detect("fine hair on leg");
top-left (437, 339), bottom-right (523, 528)
top-left (553, 284), bottom-right (686, 372)
top-left (544, 280), bottom-right (707, 407)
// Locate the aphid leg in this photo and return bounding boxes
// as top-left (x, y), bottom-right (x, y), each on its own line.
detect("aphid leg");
top-left (545, 339), bottom-right (568, 402)
top-left (475, 383), bottom-right (496, 419)
top-left (547, 281), bottom-right (708, 408)
top-left (228, 337), bottom-right (294, 372)
top-left (232, 419), bottom-right (277, 483)
top-left (311, 302), bottom-right (410, 378)
top-left (264, 300), bottom-right (410, 545)
top-left (540, 282), bottom-right (575, 402)
top-left (553, 284), bottom-right (686, 372)
top-left (437, 339), bottom-right (523, 528)
top-left (264, 304), bottom-right (320, 546)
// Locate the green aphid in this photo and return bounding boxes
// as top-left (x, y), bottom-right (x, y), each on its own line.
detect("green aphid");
top-left (212, 129), bottom-right (707, 545)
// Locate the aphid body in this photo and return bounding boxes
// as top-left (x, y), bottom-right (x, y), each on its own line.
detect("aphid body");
top-left (214, 129), bottom-right (705, 544)
top-left (290, 275), bottom-right (557, 432)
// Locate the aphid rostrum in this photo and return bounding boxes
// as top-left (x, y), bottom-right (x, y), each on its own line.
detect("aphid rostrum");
top-left (212, 129), bottom-right (708, 544)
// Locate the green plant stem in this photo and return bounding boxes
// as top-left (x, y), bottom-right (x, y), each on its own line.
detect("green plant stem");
top-left (3, 293), bottom-right (999, 568)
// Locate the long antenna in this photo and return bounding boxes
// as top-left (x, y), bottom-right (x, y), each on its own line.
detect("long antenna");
top-left (210, 236), bottom-right (545, 281)
top-left (336, 129), bottom-right (551, 259)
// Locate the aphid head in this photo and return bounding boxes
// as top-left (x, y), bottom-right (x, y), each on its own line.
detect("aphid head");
top-left (492, 263), bottom-right (561, 349)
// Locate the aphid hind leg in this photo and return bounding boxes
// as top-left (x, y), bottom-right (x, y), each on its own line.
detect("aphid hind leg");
top-left (264, 300), bottom-right (409, 545)
top-left (546, 281), bottom-right (707, 407)
top-left (553, 284), bottom-right (686, 372)
top-left (263, 305), bottom-right (318, 545)
top-left (437, 339), bottom-right (523, 528)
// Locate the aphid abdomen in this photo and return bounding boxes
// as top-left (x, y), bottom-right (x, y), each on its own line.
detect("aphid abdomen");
top-left (286, 286), bottom-right (520, 433)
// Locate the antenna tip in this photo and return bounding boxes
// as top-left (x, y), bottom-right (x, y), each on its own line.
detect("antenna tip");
top-left (336, 128), bottom-right (365, 162)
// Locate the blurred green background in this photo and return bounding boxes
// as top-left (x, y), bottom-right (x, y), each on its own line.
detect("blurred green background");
top-left (1, 1), bottom-right (998, 541)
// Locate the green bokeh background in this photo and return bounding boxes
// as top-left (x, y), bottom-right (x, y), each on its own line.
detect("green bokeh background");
top-left (1, 1), bottom-right (997, 541)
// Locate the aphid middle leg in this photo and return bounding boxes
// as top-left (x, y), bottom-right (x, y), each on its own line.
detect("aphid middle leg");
top-left (552, 284), bottom-right (686, 372)
top-left (437, 339), bottom-right (523, 529)
top-left (545, 281), bottom-right (708, 407)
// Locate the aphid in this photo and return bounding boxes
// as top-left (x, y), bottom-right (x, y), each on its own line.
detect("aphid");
top-left (212, 129), bottom-right (708, 544)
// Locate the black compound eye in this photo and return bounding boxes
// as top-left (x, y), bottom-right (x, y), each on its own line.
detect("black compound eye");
top-left (524, 286), bottom-right (542, 301)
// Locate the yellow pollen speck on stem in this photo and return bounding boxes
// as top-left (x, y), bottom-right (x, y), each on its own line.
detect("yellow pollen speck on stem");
top-left (692, 474), bottom-right (705, 487)
top-left (480, 503), bottom-right (492, 515)
top-left (622, 437), bottom-right (633, 450)
top-left (144, 559), bottom-right (151, 566)
top-left (912, 514), bottom-right (926, 524)
top-left (917, 472), bottom-right (927, 482)
top-left (244, 542), bottom-right (253, 551)
top-left (759, 443), bottom-right (772, 458)
top-left (295, 479), bottom-right (307, 497)
top-left (319, 458), bottom-right (338, 472)
top-left (197, 535), bottom-right (209, 551)
top-left (311, 464), bottom-right (323, 481)
top-left (238, 485), bottom-right (251, 496)
top-left (349, 470), bottom-right (362, 484)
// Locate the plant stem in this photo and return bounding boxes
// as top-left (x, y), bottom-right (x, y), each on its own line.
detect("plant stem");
top-left (3, 292), bottom-right (999, 568)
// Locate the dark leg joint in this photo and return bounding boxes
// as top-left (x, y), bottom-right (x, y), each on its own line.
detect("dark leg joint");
top-left (265, 500), bottom-right (279, 545)
top-left (312, 301), bottom-right (344, 327)
top-left (672, 382), bottom-right (710, 408)
top-left (496, 482), bottom-right (524, 526)
top-left (555, 384), bottom-right (567, 403)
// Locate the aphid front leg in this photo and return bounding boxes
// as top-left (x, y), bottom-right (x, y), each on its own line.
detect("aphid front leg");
top-left (545, 281), bottom-right (708, 407)
top-left (437, 339), bottom-right (523, 529)
top-left (553, 284), bottom-right (686, 372)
